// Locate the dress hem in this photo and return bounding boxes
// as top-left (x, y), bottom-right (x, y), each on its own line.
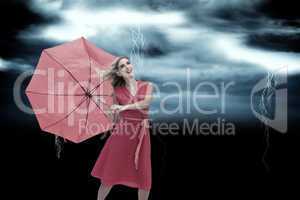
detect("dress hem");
top-left (91, 174), bottom-right (151, 191)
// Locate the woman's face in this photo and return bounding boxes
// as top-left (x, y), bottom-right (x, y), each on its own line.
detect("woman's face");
top-left (117, 58), bottom-right (134, 80)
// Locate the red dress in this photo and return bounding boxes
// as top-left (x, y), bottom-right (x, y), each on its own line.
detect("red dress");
top-left (91, 80), bottom-right (152, 190)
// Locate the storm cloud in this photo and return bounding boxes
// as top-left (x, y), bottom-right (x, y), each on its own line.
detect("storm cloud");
top-left (1, 0), bottom-right (299, 122)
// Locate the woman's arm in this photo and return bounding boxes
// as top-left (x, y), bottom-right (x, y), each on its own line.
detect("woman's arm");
top-left (120, 82), bottom-right (154, 111)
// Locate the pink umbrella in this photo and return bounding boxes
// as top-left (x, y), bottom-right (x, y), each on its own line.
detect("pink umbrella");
top-left (26, 37), bottom-right (117, 143)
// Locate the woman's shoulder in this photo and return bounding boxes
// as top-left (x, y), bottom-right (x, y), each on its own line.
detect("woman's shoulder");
top-left (113, 85), bottom-right (123, 93)
top-left (113, 80), bottom-right (152, 91)
top-left (137, 80), bottom-right (153, 95)
top-left (138, 80), bottom-right (153, 87)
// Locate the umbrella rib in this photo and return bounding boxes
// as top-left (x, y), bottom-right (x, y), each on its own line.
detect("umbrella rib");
top-left (90, 76), bottom-right (110, 95)
top-left (82, 38), bottom-right (92, 92)
top-left (44, 50), bottom-right (87, 93)
top-left (94, 97), bottom-right (111, 109)
top-left (84, 98), bottom-right (91, 129)
top-left (90, 97), bottom-right (111, 121)
top-left (88, 56), bottom-right (92, 92)
top-left (92, 94), bottom-right (112, 96)
top-left (43, 96), bottom-right (88, 130)
top-left (26, 91), bottom-right (84, 96)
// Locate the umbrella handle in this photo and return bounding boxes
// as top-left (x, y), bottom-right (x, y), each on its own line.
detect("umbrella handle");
top-left (111, 92), bottom-right (121, 124)
top-left (112, 109), bottom-right (121, 124)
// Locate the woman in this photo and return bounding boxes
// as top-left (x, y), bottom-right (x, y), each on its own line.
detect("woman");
top-left (91, 56), bottom-right (154, 200)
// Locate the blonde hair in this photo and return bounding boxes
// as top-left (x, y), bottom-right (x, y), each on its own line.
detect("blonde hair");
top-left (104, 56), bottom-right (129, 88)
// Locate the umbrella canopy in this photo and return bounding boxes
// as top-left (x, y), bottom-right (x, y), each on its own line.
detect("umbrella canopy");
top-left (26, 37), bottom-right (117, 143)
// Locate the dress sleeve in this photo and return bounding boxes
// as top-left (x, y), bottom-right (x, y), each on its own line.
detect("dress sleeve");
top-left (145, 81), bottom-right (154, 98)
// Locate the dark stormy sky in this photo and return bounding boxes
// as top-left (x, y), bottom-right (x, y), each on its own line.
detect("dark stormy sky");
top-left (2, 2), bottom-right (300, 198)
top-left (1, 0), bottom-right (299, 123)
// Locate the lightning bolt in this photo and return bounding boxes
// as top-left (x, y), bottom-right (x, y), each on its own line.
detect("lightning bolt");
top-left (129, 25), bottom-right (145, 79)
top-left (55, 135), bottom-right (64, 159)
top-left (128, 26), bottom-right (167, 180)
top-left (258, 71), bottom-right (276, 172)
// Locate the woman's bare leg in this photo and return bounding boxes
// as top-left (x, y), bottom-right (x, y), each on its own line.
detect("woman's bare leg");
top-left (97, 183), bottom-right (113, 200)
top-left (138, 189), bottom-right (150, 200)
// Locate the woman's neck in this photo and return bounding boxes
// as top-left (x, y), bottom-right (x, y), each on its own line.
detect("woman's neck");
top-left (125, 78), bottom-right (136, 88)
top-left (125, 79), bottom-right (137, 96)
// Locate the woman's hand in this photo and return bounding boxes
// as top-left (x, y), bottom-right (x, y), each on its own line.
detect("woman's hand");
top-left (110, 104), bottom-right (127, 113)
top-left (95, 67), bottom-right (113, 79)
